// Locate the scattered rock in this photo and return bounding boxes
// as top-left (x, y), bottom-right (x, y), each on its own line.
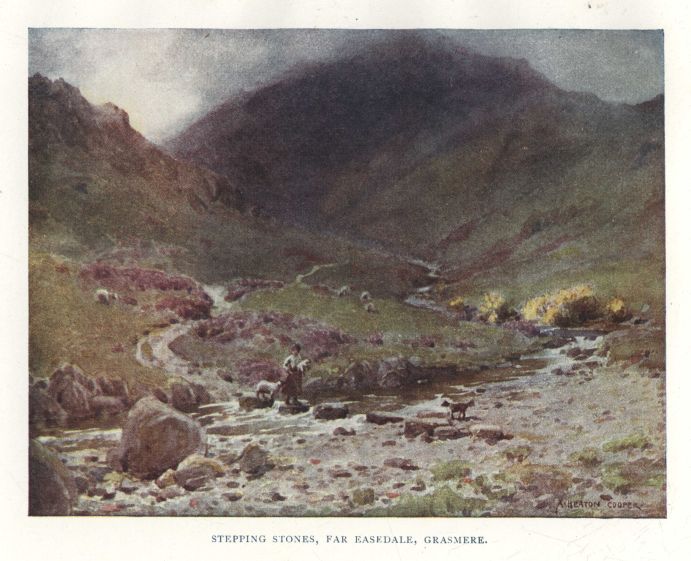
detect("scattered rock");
top-left (330, 469), bottom-right (352, 478)
top-left (381, 440), bottom-right (397, 447)
top-left (278, 402), bottom-right (310, 414)
top-left (29, 440), bottom-right (77, 515)
top-left (433, 426), bottom-right (470, 440)
top-left (155, 469), bottom-right (177, 489)
top-left (404, 420), bottom-right (442, 438)
top-left (91, 395), bottom-right (128, 416)
top-left (411, 480), bottom-right (426, 492)
top-left (223, 492), bottom-right (243, 502)
top-left (383, 458), bottom-right (419, 471)
top-left (470, 424), bottom-right (512, 444)
top-left (333, 427), bottom-right (356, 436)
top-left (271, 492), bottom-right (286, 501)
top-left (313, 403), bottom-right (349, 420)
top-left (366, 412), bottom-right (404, 425)
top-left (174, 454), bottom-right (225, 491)
top-left (108, 397), bottom-right (205, 479)
top-left (238, 443), bottom-right (273, 476)
top-left (29, 385), bottom-right (68, 425)
top-left (415, 410), bottom-right (447, 419)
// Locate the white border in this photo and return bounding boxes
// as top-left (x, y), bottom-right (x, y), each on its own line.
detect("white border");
top-left (2, 2), bottom-right (690, 560)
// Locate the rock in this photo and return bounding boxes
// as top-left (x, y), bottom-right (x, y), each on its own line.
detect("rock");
top-left (223, 492), bottom-right (243, 502)
top-left (352, 487), bottom-right (375, 506)
top-left (151, 387), bottom-right (169, 403)
top-left (278, 402), bottom-right (310, 414)
top-left (366, 412), bottom-right (404, 425)
top-left (330, 469), bottom-right (352, 478)
top-left (109, 397), bottom-right (205, 479)
top-left (404, 420), bottom-right (443, 438)
top-left (383, 458), bottom-right (419, 471)
top-left (29, 440), bottom-right (77, 515)
top-left (217, 369), bottom-right (234, 383)
top-left (238, 394), bottom-right (273, 410)
top-left (382, 440), bottom-right (397, 447)
top-left (470, 424), bottom-right (512, 444)
top-left (543, 337), bottom-right (574, 349)
top-left (29, 385), bottom-right (68, 424)
top-left (47, 363), bottom-right (101, 419)
top-left (96, 376), bottom-right (130, 401)
top-left (174, 454), bottom-right (225, 491)
top-left (552, 368), bottom-right (564, 376)
top-left (343, 361), bottom-right (377, 390)
top-left (271, 492), bottom-right (286, 501)
top-left (377, 357), bottom-right (414, 388)
top-left (91, 395), bottom-right (128, 416)
top-left (415, 410), bottom-right (448, 419)
top-left (239, 443), bottom-right (274, 476)
top-left (333, 427), bottom-right (356, 436)
top-left (170, 380), bottom-right (211, 412)
top-left (313, 403), bottom-right (349, 420)
top-left (155, 469), bottom-right (177, 489)
top-left (433, 426), bottom-right (470, 440)
top-left (411, 480), bottom-right (426, 492)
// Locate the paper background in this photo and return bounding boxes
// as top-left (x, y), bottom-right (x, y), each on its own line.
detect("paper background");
top-left (2, 1), bottom-right (689, 559)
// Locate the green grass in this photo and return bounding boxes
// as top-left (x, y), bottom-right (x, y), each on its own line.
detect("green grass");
top-left (569, 447), bottom-right (603, 467)
top-left (431, 460), bottom-right (472, 482)
top-left (603, 433), bottom-right (652, 453)
top-left (365, 486), bottom-right (487, 517)
top-left (29, 251), bottom-right (166, 386)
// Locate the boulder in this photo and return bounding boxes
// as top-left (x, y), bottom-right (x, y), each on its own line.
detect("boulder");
top-left (333, 427), bottom-right (356, 436)
top-left (313, 403), bottom-right (349, 420)
top-left (170, 380), bottom-right (211, 412)
top-left (91, 395), bottom-right (128, 416)
top-left (366, 412), bottom-right (404, 425)
top-left (29, 385), bottom-right (67, 425)
top-left (376, 357), bottom-right (413, 388)
top-left (343, 361), bottom-right (377, 390)
top-left (174, 454), bottom-right (225, 491)
top-left (238, 443), bottom-right (273, 476)
top-left (47, 363), bottom-right (101, 419)
top-left (96, 376), bottom-right (130, 402)
top-left (470, 424), bottom-right (512, 444)
top-left (278, 402), bottom-right (310, 414)
top-left (433, 426), bottom-right (471, 440)
top-left (29, 440), bottom-right (77, 515)
top-left (404, 419), bottom-right (443, 438)
top-left (109, 397), bottom-right (205, 479)
top-left (155, 469), bottom-right (177, 489)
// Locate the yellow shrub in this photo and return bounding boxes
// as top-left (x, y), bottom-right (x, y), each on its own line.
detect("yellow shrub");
top-left (448, 296), bottom-right (465, 309)
top-left (606, 297), bottom-right (630, 323)
top-left (479, 291), bottom-right (511, 324)
top-left (522, 285), bottom-right (600, 326)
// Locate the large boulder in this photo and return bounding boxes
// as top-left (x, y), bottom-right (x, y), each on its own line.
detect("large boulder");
top-left (109, 397), bottom-right (205, 479)
top-left (404, 419), bottom-right (444, 438)
top-left (29, 384), bottom-right (67, 425)
top-left (29, 440), bottom-right (77, 515)
top-left (313, 403), bottom-right (349, 420)
top-left (376, 358), bottom-right (414, 388)
top-left (47, 363), bottom-right (102, 419)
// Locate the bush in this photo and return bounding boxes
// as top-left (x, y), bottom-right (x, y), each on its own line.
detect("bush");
top-left (602, 432), bottom-right (651, 453)
top-left (606, 297), bottom-right (631, 323)
top-left (448, 296), bottom-right (464, 309)
top-left (431, 460), bottom-right (472, 482)
top-left (479, 292), bottom-right (513, 324)
top-left (569, 447), bottom-right (603, 467)
top-left (522, 285), bottom-right (600, 326)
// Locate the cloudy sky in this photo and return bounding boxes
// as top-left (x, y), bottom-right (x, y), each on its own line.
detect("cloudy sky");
top-left (29, 29), bottom-right (663, 143)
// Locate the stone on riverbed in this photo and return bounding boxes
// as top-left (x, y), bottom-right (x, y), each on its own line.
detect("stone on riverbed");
top-left (174, 454), bottom-right (226, 491)
top-left (383, 457), bottom-right (419, 470)
top-left (239, 443), bottom-right (274, 476)
top-left (278, 402), bottom-right (310, 414)
top-left (108, 397), bottom-right (205, 479)
top-left (366, 411), bottom-right (404, 425)
top-left (434, 426), bottom-right (471, 440)
top-left (313, 403), bottom-right (349, 420)
top-left (29, 439), bottom-right (77, 515)
top-left (470, 424), bottom-right (512, 444)
top-left (404, 419), bottom-right (444, 438)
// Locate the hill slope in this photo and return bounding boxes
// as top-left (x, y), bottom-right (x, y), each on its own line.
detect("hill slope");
top-left (169, 33), bottom-right (664, 309)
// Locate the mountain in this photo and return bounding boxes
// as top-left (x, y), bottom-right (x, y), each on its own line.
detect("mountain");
top-left (168, 33), bottom-right (664, 308)
top-left (28, 74), bottom-right (425, 294)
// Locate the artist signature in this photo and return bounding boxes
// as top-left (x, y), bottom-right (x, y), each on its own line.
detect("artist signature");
top-left (556, 496), bottom-right (644, 512)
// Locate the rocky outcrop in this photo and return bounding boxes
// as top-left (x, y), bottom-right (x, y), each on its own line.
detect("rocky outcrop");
top-left (238, 443), bottom-right (274, 476)
top-left (29, 384), bottom-right (67, 425)
top-left (169, 380), bottom-right (211, 413)
top-left (29, 440), bottom-right (77, 515)
top-left (47, 363), bottom-right (101, 419)
top-left (108, 397), bottom-right (205, 479)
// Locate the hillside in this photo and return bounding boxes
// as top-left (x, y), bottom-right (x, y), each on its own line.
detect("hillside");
top-left (28, 73), bottom-right (424, 294)
top-left (169, 33), bottom-right (664, 311)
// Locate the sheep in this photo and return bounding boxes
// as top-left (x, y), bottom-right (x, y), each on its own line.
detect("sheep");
top-left (337, 285), bottom-right (351, 297)
top-left (95, 288), bottom-right (118, 305)
top-left (441, 398), bottom-right (475, 421)
top-left (360, 291), bottom-right (372, 302)
top-left (364, 302), bottom-right (376, 313)
top-left (255, 380), bottom-right (282, 405)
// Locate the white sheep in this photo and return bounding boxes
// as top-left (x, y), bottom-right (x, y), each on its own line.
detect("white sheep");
top-left (360, 291), bottom-right (371, 302)
top-left (364, 302), bottom-right (376, 313)
top-left (337, 285), bottom-right (351, 297)
top-left (255, 380), bottom-right (282, 404)
top-left (95, 288), bottom-right (118, 305)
